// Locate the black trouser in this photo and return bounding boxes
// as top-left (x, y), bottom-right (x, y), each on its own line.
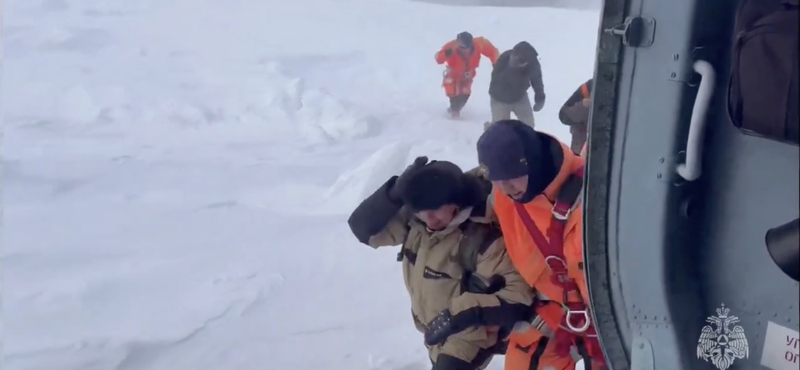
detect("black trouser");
top-left (570, 125), bottom-right (587, 155)
top-left (431, 350), bottom-right (492, 370)
top-left (449, 94), bottom-right (470, 113)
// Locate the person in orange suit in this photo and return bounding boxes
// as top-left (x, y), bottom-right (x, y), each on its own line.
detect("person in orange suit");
top-left (435, 32), bottom-right (499, 118)
top-left (476, 120), bottom-right (608, 370)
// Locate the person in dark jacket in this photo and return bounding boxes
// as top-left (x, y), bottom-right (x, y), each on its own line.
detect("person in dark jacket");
top-left (558, 78), bottom-right (593, 154)
top-left (487, 41), bottom-right (546, 128)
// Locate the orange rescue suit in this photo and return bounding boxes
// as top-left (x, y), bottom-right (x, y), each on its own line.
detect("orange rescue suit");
top-left (493, 141), bottom-right (606, 370)
top-left (434, 37), bottom-right (499, 97)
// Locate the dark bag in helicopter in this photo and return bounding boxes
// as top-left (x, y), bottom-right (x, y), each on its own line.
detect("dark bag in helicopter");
top-left (727, 0), bottom-right (799, 145)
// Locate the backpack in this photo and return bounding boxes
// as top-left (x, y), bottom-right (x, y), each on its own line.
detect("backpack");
top-left (727, 0), bottom-right (799, 145)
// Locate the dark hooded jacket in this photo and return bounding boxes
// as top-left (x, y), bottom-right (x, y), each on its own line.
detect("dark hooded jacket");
top-left (559, 78), bottom-right (593, 127)
top-left (488, 42), bottom-right (545, 105)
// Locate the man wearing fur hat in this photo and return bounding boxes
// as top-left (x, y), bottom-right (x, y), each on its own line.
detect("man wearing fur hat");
top-left (347, 157), bottom-right (534, 370)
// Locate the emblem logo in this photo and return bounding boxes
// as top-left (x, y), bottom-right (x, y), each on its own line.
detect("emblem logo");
top-left (697, 303), bottom-right (749, 370)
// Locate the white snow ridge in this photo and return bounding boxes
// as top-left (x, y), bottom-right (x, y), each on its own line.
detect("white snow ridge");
top-left (2, 0), bottom-right (598, 369)
top-left (261, 63), bottom-right (381, 145)
top-left (325, 141), bottom-right (413, 210)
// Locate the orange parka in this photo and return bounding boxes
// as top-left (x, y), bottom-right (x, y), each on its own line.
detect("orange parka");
top-left (493, 140), bottom-right (588, 307)
top-left (489, 137), bottom-right (606, 370)
top-left (434, 37), bottom-right (499, 75)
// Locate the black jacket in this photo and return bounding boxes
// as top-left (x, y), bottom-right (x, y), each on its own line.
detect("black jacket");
top-left (558, 78), bottom-right (594, 127)
top-left (488, 45), bottom-right (545, 105)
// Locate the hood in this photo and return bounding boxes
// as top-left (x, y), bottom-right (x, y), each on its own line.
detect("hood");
top-left (512, 41), bottom-right (539, 63)
top-left (502, 121), bottom-right (580, 203)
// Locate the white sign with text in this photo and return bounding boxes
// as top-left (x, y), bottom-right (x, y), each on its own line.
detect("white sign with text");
top-left (761, 321), bottom-right (799, 370)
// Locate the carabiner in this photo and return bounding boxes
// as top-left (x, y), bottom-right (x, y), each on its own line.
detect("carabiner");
top-left (566, 310), bottom-right (591, 333)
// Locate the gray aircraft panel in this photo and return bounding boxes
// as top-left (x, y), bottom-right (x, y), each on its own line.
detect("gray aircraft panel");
top-left (586, 0), bottom-right (800, 368)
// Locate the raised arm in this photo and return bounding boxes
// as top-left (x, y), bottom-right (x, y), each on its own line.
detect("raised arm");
top-left (348, 156), bottom-right (429, 247)
top-left (347, 176), bottom-right (410, 248)
top-left (475, 37), bottom-right (500, 65)
top-left (434, 40), bottom-right (458, 65)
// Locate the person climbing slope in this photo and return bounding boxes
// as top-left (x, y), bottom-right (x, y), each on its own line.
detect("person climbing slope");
top-left (487, 41), bottom-right (546, 128)
top-left (347, 157), bottom-right (533, 370)
top-left (435, 32), bottom-right (499, 118)
top-left (559, 78), bottom-right (593, 154)
top-left (476, 120), bottom-right (608, 370)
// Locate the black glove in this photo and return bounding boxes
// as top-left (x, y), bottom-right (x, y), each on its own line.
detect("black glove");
top-left (444, 49), bottom-right (454, 58)
top-left (533, 95), bottom-right (546, 112)
top-left (388, 156), bottom-right (429, 201)
top-left (424, 309), bottom-right (481, 346)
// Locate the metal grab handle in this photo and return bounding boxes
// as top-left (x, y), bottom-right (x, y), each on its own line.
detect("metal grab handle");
top-left (676, 60), bottom-right (716, 181)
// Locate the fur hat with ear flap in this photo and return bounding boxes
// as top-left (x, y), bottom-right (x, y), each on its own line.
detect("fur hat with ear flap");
top-left (399, 160), bottom-right (468, 212)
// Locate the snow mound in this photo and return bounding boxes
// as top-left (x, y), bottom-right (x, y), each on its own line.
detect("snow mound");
top-left (6, 58), bottom-right (379, 149)
top-left (324, 141), bottom-right (413, 210)
top-left (261, 63), bottom-right (381, 145)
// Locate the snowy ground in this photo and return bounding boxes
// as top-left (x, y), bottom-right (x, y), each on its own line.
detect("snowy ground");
top-left (2, 0), bottom-right (600, 369)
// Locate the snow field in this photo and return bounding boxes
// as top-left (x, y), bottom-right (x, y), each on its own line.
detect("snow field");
top-left (2, 0), bottom-right (600, 369)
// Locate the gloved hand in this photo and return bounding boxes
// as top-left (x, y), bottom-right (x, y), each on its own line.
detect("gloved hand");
top-left (444, 48), bottom-right (454, 58)
top-left (533, 96), bottom-right (546, 112)
top-left (424, 309), bottom-right (480, 346)
top-left (389, 156), bottom-right (429, 201)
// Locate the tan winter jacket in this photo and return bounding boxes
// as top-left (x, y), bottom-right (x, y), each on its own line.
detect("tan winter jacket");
top-left (348, 173), bottom-right (534, 367)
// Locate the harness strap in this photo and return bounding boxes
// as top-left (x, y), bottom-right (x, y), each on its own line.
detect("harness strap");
top-left (527, 337), bottom-right (550, 370)
top-left (580, 83), bottom-right (590, 99)
top-left (513, 167), bottom-right (586, 322)
top-left (512, 165), bottom-right (607, 368)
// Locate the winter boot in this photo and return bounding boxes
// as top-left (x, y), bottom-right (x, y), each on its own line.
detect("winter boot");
top-left (447, 106), bottom-right (461, 118)
top-left (448, 94), bottom-right (470, 118)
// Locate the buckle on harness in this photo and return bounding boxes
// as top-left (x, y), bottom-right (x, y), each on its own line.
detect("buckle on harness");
top-left (544, 255), bottom-right (567, 266)
top-left (544, 256), bottom-right (569, 277)
top-left (552, 202), bottom-right (571, 220)
top-left (566, 310), bottom-right (591, 333)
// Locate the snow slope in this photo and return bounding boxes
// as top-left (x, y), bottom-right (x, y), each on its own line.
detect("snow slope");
top-left (1, 0), bottom-right (600, 369)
